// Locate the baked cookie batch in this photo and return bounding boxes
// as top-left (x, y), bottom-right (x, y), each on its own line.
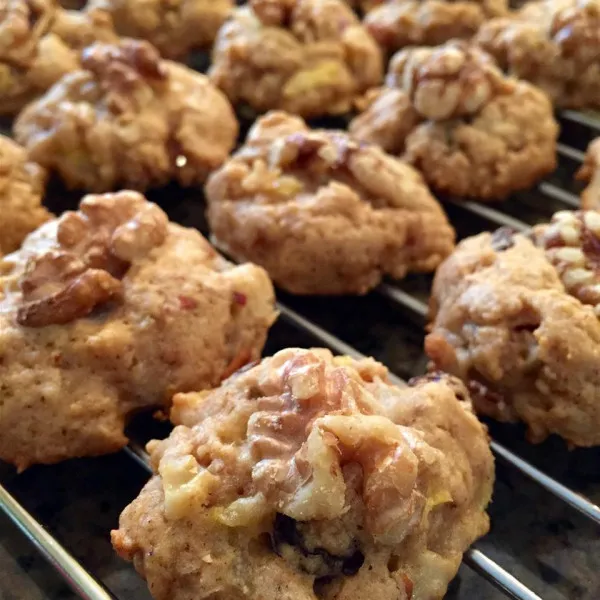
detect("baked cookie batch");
top-left (0, 1), bottom-right (598, 599)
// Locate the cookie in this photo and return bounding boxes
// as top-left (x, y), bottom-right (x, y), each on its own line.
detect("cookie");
top-left (14, 38), bottom-right (238, 192)
top-left (206, 111), bottom-right (455, 295)
top-left (0, 135), bottom-right (52, 256)
top-left (350, 41), bottom-right (558, 201)
top-left (208, 0), bottom-right (383, 119)
top-left (426, 210), bottom-right (600, 446)
top-left (0, 190), bottom-right (277, 470)
top-left (475, 0), bottom-right (600, 109)
top-left (85, 0), bottom-right (233, 59)
top-left (578, 138), bottom-right (600, 210)
top-left (112, 348), bottom-right (494, 600)
top-left (0, 0), bottom-right (116, 115)
top-left (364, 0), bottom-right (507, 54)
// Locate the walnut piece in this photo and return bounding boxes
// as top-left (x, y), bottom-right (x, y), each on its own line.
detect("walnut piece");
top-left (533, 210), bottom-right (600, 316)
top-left (16, 191), bottom-right (168, 327)
top-left (386, 41), bottom-right (510, 120)
top-left (209, 0), bottom-right (383, 118)
top-left (14, 38), bottom-right (238, 191)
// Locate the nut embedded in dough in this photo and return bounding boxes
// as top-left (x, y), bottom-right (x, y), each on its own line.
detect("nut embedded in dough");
top-left (349, 40), bottom-right (558, 201)
top-left (0, 190), bottom-right (277, 470)
top-left (0, 135), bottom-right (52, 256)
top-left (364, 0), bottom-right (507, 54)
top-left (112, 348), bottom-right (494, 600)
top-left (206, 111), bottom-right (455, 295)
top-left (426, 210), bottom-right (600, 446)
top-left (208, 0), bottom-right (383, 119)
top-left (0, 0), bottom-right (116, 115)
top-left (578, 138), bottom-right (600, 209)
top-left (85, 0), bottom-right (234, 59)
top-left (14, 38), bottom-right (239, 192)
top-left (475, 0), bottom-right (600, 109)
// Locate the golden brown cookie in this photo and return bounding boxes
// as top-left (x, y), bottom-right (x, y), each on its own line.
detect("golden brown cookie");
top-left (350, 41), bottom-right (558, 201)
top-left (364, 0), bottom-right (507, 54)
top-left (426, 210), bottom-right (600, 446)
top-left (0, 0), bottom-right (116, 115)
top-left (14, 38), bottom-right (238, 192)
top-left (0, 190), bottom-right (277, 470)
top-left (206, 111), bottom-right (455, 295)
top-left (85, 0), bottom-right (233, 59)
top-left (578, 138), bottom-right (600, 209)
top-left (475, 0), bottom-right (600, 109)
top-left (208, 0), bottom-right (383, 119)
top-left (0, 135), bottom-right (52, 256)
top-left (112, 348), bottom-right (494, 600)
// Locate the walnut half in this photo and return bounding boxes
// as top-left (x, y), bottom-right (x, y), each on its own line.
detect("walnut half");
top-left (386, 41), bottom-right (510, 120)
top-left (16, 190), bottom-right (168, 327)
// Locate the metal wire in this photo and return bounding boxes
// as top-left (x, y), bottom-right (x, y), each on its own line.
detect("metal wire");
top-left (0, 484), bottom-right (117, 600)
top-left (451, 201), bottom-right (531, 232)
top-left (561, 110), bottom-right (600, 130)
top-left (464, 550), bottom-right (543, 600)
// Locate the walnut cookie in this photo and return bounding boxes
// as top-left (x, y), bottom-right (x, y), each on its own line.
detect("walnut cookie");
top-left (0, 191), bottom-right (277, 470)
top-left (84, 0), bottom-right (233, 59)
top-left (475, 0), bottom-right (600, 109)
top-left (577, 138), bottom-right (600, 210)
top-left (426, 210), bottom-right (600, 447)
top-left (112, 348), bottom-right (494, 600)
top-left (0, 0), bottom-right (116, 116)
top-left (208, 0), bottom-right (383, 119)
top-left (14, 38), bottom-right (238, 192)
top-left (349, 41), bottom-right (558, 201)
top-left (364, 0), bottom-right (507, 55)
top-left (0, 135), bottom-right (52, 256)
top-left (206, 111), bottom-right (455, 295)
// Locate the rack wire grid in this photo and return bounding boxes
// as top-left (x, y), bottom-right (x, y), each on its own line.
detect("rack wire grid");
top-left (1, 59), bottom-right (600, 600)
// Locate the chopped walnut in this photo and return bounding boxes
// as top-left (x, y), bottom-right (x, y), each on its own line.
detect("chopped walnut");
top-left (17, 256), bottom-right (123, 327)
top-left (209, 0), bottom-right (383, 118)
top-left (387, 41), bottom-right (510, 120)
top-left (533, 210), bottom-right (600, 316)
top-left (16, 191), bottom-right (168, 327)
